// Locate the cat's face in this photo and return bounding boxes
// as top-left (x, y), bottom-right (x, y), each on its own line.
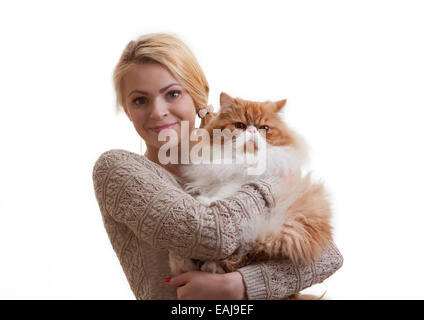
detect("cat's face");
top-left (203, 92), bottom-right (297, 153)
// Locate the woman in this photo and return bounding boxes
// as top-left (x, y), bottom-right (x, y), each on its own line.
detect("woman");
top-left (92, 33), bottom-right (343, 299)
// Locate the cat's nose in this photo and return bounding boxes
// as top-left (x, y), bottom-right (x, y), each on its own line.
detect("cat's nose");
top-left (247, 126), bottom-right (256, 133)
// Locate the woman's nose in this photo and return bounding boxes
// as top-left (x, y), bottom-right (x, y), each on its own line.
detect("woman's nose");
top-left (150, 98), bottom-right (169, 119)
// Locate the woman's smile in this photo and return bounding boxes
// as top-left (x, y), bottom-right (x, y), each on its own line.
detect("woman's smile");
top-left (151, 122), bottom-right (177, 133)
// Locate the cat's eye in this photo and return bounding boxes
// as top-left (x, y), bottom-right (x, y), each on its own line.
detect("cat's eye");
top-left (234, 122), bottom-right (246, 129)
top-left (259, 125), bottom-right (270, 132)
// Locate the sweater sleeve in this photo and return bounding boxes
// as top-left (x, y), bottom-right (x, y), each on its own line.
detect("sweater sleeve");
top-left (92, 149), bottom-right (279, 261)
top-left (237, 241), bottom-right (343, 299)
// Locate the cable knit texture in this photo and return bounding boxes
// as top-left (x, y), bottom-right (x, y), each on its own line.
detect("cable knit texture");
top-left (92, 149), bottom-right (343, 300)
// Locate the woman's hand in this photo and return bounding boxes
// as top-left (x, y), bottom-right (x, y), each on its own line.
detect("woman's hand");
top-left (166, 271), bottom-right (247, 300)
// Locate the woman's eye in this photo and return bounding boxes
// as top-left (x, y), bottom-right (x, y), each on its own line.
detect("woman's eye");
top-left (168, 90), bottom-right (181, 98)
top-left (134, 97), bottom-right (148, 105)
top-left (259, 125), bottom-right (270, 132)
top-left (234, 122), bottom-right (246, 129)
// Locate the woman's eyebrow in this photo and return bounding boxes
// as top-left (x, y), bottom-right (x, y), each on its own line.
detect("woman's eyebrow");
top-left (128, 83), bottom-right (180, 97)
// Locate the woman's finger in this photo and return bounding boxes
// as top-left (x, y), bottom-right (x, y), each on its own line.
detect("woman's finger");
top-left (167, 272), bottom-right (193, 287)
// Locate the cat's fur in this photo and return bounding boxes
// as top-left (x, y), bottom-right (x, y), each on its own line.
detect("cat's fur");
top-left (169, 92), bottom-right (333, 293)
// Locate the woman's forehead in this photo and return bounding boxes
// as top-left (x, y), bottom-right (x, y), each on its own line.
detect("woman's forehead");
top-left (123, 63), bottom-right (180, 94)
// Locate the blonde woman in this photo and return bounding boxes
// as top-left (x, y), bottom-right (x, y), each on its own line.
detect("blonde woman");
top-left (92, 33), bottom-right (343, 300)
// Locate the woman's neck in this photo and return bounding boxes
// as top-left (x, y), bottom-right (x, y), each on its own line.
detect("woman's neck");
top-left (144, 137), bottom-right (201, 177)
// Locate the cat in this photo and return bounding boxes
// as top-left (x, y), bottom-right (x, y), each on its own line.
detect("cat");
top-left (168, 92), bottom-right (333, 283)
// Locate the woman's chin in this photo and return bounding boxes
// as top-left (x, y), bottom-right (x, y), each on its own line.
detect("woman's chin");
top-left (155, 136), bottom-right (181, 150)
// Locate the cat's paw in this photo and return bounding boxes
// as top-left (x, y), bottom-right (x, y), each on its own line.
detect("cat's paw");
top-left (252, 232), bottom-right (326, 265)
top-left (169, 254), bottom-right (199, 276)
top-left (251, 238), bottom-right (281, 260)
top-left (200, 261), bottom-right (226, 274)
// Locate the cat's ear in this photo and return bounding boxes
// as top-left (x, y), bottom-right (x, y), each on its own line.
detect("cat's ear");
top-left (220, 92), bottom-right (235, 111)
top-left (274, 99), bottom-right (287, 112)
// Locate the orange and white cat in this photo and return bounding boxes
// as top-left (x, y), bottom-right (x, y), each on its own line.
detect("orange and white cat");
top-left (169, 92), bottom-right (332, 278)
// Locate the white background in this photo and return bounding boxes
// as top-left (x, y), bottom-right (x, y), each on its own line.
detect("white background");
top-left (1, 0), bottom-right (423, 299)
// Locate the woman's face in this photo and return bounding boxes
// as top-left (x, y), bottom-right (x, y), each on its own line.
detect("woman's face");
top-left (122, 63), bottom-right (196, 154)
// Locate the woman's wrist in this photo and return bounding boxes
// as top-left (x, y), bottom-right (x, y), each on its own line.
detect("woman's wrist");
top-left (224, 271), bottom-right (247, 300)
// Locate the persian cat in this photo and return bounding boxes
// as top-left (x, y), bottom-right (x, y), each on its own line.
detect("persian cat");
top-left (169, 92), bottom-right (333, 283)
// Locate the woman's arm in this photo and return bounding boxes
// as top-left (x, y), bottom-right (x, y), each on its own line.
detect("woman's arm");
top-left (167, 271), bottom-right (247, 300)
top-left (238, 241), bottom-right (343, 299)
top-left (167, 242), bottom-right (343, 300)
top-left (92, 149), bottom-right (279, 261)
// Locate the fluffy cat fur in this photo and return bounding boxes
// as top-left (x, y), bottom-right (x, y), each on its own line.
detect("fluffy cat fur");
top-left (169, 92), bottom-right (333, 298)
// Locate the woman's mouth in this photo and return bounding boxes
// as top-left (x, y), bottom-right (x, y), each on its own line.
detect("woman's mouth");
top-left (151, 122), bottom-right (177, 133)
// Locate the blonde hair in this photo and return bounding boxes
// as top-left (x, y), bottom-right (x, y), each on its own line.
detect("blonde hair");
top-left (113, 33), bottom-right (209, 113)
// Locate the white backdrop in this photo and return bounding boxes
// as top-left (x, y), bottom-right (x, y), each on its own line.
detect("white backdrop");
top-left (1, 0), bottom-right (423, 299)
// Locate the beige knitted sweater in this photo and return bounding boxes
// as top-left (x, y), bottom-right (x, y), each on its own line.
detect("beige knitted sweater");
top-left (92, 149), bottom-right (343, 300)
